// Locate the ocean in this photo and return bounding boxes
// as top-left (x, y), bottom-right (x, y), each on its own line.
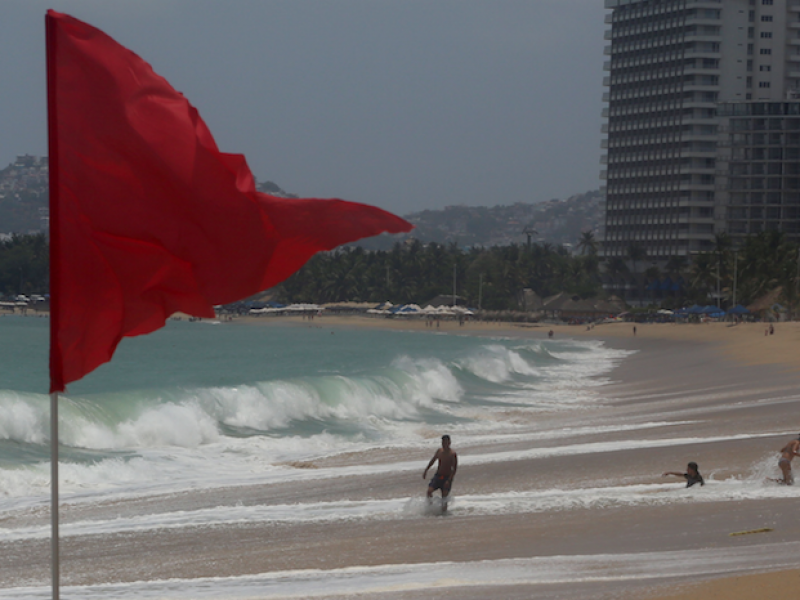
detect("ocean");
top-left (0, 315), bottom-right (627, 512)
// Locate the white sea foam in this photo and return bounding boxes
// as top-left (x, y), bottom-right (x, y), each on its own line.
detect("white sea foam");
top-left (0, 392), bottom-right (49, 444)
top-left (4, 475), bottom-right (798, 542)
top-left (2, 426), bottom-right (793, 520)
top-left (391, 355), bottom-right (464, 403)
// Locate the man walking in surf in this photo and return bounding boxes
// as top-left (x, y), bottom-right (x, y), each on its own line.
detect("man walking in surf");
top-left (778, 435), bottom-right (800, 485)
top-left (423, 434), bottom-right (458, 512)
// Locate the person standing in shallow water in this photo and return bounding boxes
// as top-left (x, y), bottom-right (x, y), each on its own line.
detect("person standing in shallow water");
top-left (663, 462), bottom-right (704, 487)
top-left (778, 435), bottom-right (800, 485)
top-left (423, 435), bottom-right (458, 512)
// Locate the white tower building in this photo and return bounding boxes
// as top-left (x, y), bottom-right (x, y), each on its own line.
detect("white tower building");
top-left (601, 0), bottom-right (800, 261)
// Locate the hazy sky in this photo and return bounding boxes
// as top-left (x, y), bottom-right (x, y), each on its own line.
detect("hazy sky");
top-left (1, 1), bottom-right (607, 215)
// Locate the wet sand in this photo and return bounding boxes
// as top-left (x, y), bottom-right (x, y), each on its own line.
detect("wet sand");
top-left (4, 315), bottom-right (800, 598)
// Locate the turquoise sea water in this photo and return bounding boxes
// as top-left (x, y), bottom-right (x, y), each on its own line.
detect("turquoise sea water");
top-left (0, 315), bottom-right (627, 506)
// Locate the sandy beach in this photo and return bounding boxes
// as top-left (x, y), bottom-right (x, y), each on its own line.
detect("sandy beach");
top-left (3, 314), bottom-right (800, 599)
top-left (237, 315), bottom-right (800, 599)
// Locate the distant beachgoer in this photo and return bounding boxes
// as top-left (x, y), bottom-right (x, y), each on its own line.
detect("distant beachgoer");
top-left (769, 323), bottom-right (775, 335)
top-left (663, 462), bottom-right (704, 487)
top-left (548, 330), bottom-right (554, 339)
top-left (633, 325), bottom-right (637, 336)
top-left (778, 436), bottom-right (800, 485)
top-left (423, 435), bottom-right (458, 512)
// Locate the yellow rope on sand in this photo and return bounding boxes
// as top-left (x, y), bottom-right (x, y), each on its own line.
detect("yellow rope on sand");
top-left (729, 528), bottom-right (774, 537)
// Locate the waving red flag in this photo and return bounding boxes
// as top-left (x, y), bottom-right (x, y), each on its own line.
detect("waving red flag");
top-left (46, 10), bottom-right (412, 393)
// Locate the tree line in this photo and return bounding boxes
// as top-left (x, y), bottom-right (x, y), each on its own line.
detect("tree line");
top-left (277, 239), bottom-right (602, 310)
top-left (0, 233), bottom-right (48, 296)
top-left (2, 231), bottom-right (799, 313)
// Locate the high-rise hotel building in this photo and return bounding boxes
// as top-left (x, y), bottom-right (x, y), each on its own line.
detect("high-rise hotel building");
top-left (601, 0), bottom-right (800, 260)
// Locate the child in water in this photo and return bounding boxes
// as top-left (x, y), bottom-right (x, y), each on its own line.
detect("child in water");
top-left (662, 462), bottom-right (704, 487)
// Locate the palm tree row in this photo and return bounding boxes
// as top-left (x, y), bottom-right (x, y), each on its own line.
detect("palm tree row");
top-left (3, 231), bottom-right (799, 314)
top-left (279, 231), bottom-right (800, 313)
top-left (606, 232), bottom-right (800, 311)
top-left (276, 239), bottom-right (603, 310)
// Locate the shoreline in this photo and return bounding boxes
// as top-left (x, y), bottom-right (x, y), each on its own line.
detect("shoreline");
top-left (231, 313), bottom-right (800, 599)
top-left (231, 312), bottom-right (800, 370)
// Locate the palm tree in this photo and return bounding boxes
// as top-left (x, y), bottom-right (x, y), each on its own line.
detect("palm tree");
top-left (577, 231), bottom-right (598, 256)
top-left (665, 255), bottom-right (688, 277)
top-left (626, 243), bottom-right (647, 305)
top-left (604, 256), bottom-right (629, 300)
top-left (688, 253), bottom-right (716, 302)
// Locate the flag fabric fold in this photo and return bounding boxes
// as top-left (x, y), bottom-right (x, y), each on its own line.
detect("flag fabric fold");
top-left (46, 10), bottom-right (412, 393)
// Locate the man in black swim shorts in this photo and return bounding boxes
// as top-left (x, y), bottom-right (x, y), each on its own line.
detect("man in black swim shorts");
top-left (423, 435), bottom-right (458, 512)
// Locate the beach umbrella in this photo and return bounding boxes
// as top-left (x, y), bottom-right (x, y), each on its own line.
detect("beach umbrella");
top-left (398, 305), bottom-right (421, 313)
top-left (727, 304), bottom-right (749, 315)
top-left (686, 304), bottom-right (705, 314)
top-left (285, 303), bottom-right (322, 312)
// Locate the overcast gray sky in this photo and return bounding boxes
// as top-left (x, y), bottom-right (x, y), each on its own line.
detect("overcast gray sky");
top-left (1, 1), bottom-right (607, 215)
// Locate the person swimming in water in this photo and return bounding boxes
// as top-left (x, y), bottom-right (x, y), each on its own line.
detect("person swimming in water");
top-left (777, 435), bottom-right (800, 485)
top-left (423, 435), bottom-right (458, 513)
top-left (662, 461), bottom-right (704, 488)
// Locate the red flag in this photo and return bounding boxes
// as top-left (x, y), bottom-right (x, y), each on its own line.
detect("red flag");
top-left (46, 11), bottom-right (412, 393)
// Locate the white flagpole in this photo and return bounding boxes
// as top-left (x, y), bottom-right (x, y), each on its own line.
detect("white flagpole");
top-left (50, 391), bottom-right (60, 600)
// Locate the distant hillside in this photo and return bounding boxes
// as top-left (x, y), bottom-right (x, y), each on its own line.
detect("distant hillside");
top-left (0, 156), bottom-right (604, 250)
top-left (0, 156), bottom-right (49, 235)
top-left (405, 190), bottom-right (603, 250)
top-left (357, 190), bottom-right (604, 251)
top-left (0, 156), bottom-right (298, 235)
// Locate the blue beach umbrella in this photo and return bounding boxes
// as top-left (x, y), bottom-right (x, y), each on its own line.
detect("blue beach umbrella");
top-left (700, 305), bottom-right (724, 317)
top-left (727, 304), bottom-right (750, 315)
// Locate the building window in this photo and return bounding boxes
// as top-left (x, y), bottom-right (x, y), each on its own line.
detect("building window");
top-left (761, 15), bottom-right (773, 22)
top-left (760, 65), bottom-right (771, 72)
top-left (760, 32), bottom-right (773, 39)
top-left (762, 0), bottom-right (773, 5)
top-left (759, 82), bottom-right (771, 88)
top-left (760, 48), bottom-right (772, 55)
